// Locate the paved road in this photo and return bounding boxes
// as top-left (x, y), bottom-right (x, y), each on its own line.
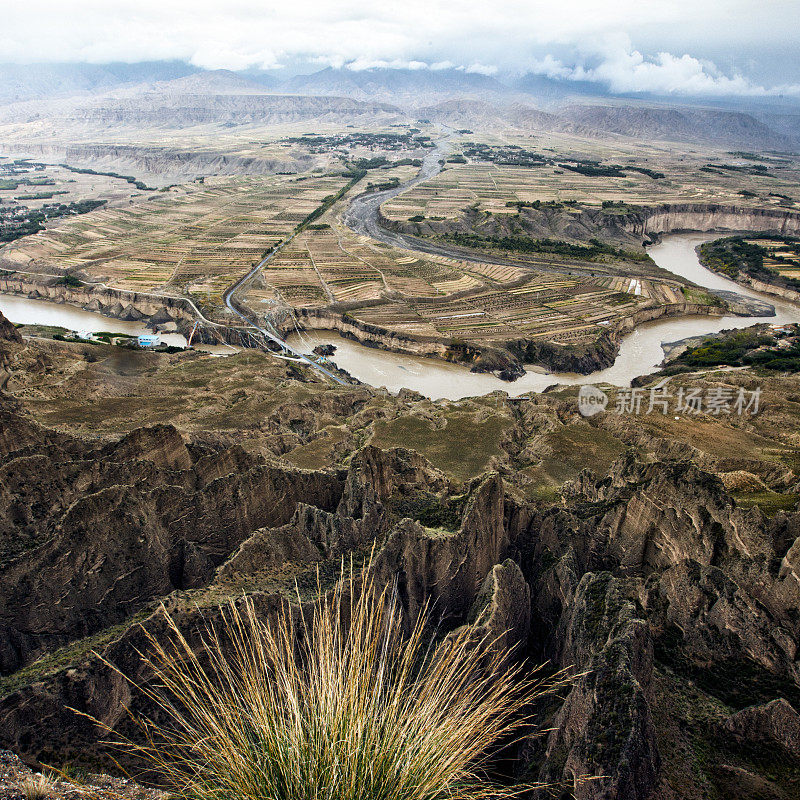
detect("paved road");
top-left (222, 232), bottom-right (348, 384)
top-left (222, 130), bottom-right (666, 383)
top-left (219, 133), bottom-right (600, 383)
top-left (342, 134), bottom-right (604, 279)
top-left (222, 131), bottom-right (598, 383)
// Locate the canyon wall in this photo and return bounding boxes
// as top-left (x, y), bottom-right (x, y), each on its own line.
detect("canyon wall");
top-left (629, 203), bottom-right (800, 238)
top-left (294, 300), bottom-right (724, 377)
top-left (0, 271), bottom-right (243, 345)
top-left (383, 201), bottom-right (800, 250)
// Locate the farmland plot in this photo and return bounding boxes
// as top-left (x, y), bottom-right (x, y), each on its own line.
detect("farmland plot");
top-left (3, 174), bottom-right (349, 311)
top-left (383, 140), bottom-right (800, 220)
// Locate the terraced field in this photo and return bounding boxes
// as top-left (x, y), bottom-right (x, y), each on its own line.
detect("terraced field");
top-left (335, 272), bottom-right (666, 344)
top-left (382, 137), bottom-right (800, 221)
top-left (2, 127), bottom-right (754, 360)
top-left (241, 190), bottom-right (689, 352)
top-left (244, 207), bottom-right (488, 309)
top-left (2, 173), bottom-right (350, 309)
top-left (0, 160), bottom-right (140, 210)
top-left (233, 137), bottom-right (711, 353)
top-left (747, 238), bottom-right (800, 279)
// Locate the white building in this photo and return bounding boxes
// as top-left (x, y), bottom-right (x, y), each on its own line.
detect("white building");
top-left (137, 333), bottom-right (161, 348)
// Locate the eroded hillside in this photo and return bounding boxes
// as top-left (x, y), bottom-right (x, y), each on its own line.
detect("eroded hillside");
top-left (1, 311), bottom-right (800, 798)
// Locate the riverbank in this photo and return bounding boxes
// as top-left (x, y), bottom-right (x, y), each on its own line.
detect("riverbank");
top-left (0, 252), bottom-right (743, 381)
top-left (4, 233), bottom-right (798, 400)
top-left (283, 234), bottom-right (800, 399)
top-left (694, 236), bottom-right (800, 305)
top-left (285, 288), bottom-right (743, 378)
top-left (0, 269), bottom-right (245, 346)
top-left (0, 292), bottom-right (188, 347)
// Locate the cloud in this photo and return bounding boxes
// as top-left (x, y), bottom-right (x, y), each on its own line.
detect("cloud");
top-left (463, 63), bottom-right (498, 76)
top-left (0, 1), bottom-right (798, 96)
top-left (345, 59), bottom-right (429, 72)
top-left (527, 55), bottom-right (574, 81)
top-left (529, 37), bottom-right (800, 96)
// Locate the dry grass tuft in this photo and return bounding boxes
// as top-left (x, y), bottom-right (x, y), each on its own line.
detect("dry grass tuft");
top-left (105, 565), bottom-right (570, 800)
top-left (21, 772), bottom-right (57, 800)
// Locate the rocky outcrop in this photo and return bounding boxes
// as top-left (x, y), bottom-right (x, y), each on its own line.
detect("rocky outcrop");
top-left (0, 447), bottom-right (493, 765)
top-left (0, 310), bottom-right (21, 391)
top-left (2, 414), bottom-right (800, 799)
top-left (632, 203), bottom-right (800, 239)
top-left (721, 699), bottom-right (800, 759)
top-left (0, 311), bottom-right (21, 345)
top-left (371, 473), bottom-right (508, 623)
top-left (507, 332), bottom-right (620, 375)
top-left (465, 559), bottom-right (531, 655)
top-left (509, 449), bottom-right (800, 797)
top-left (0, 410), bottom-right (344, 675)
top-left (106, 424), bottom-right (193, 471)
top-left (540, 573), bottom-right (659, 800)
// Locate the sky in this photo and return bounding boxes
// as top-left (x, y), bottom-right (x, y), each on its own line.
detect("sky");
top-left (2, 0), bottom-right (800, 97)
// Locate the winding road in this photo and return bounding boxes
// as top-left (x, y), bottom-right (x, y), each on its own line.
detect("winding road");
top-left (1, 132), bottom-right (786, 390)
top-left (343, 133), bottom-right (615, 280)
top-left (220, 132), bottom-right (456, 382)
top-left (222, 129), bottom-right (735, 383)
top-left (222, 232), bottom-right (348, 384)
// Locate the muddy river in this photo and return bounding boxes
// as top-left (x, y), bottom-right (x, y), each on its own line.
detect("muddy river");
top-left (0, 292), bottom-right (189, 348)
top-left (2, 233), bottom-right (798, 398)
top-left (285, 233), bottom-right (800, 399)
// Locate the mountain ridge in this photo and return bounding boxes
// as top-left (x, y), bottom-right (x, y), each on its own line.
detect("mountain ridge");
top-left (0, 62), bottom-right (797, 149)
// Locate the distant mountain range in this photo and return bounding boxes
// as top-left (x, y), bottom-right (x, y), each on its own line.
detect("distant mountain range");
top-left (418, 98), bottom-right (798, 151)
top-left (414, 99), bottom-right (591, 137)
top-left (558, 104), bottom-right (798, 151)
top-left (278, 67), bottom-right (514, 107)
top-left (127, 70), bottom-right (278, 96)
top-left (67, 93), bottom-right (404, 129)
top-left (0, 61), bottom-right (196, 105)
top-left (0, 62), bottom-right (797, 150)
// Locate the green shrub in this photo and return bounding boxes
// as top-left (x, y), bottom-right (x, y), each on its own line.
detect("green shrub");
top-left (100, 565), bottom-right (568, 800)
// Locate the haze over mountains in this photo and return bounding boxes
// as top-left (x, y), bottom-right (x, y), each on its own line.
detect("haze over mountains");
top-left (0, 62), bottom-right (798, 151)
top-left (0, 61), bottom-right (197, 105)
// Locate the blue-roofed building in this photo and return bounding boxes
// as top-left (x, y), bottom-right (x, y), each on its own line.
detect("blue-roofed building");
top-left (137, 333), bottom-right (161, 348)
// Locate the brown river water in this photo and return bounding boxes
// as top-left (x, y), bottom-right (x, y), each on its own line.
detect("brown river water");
top-left (286, 234), bottom-right (800, 399)
top-left (2, 233), bottom-right (798, 398)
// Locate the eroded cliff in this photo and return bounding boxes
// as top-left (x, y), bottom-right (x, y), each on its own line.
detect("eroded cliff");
top-left (1, 317), bottom-right (800, 799)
